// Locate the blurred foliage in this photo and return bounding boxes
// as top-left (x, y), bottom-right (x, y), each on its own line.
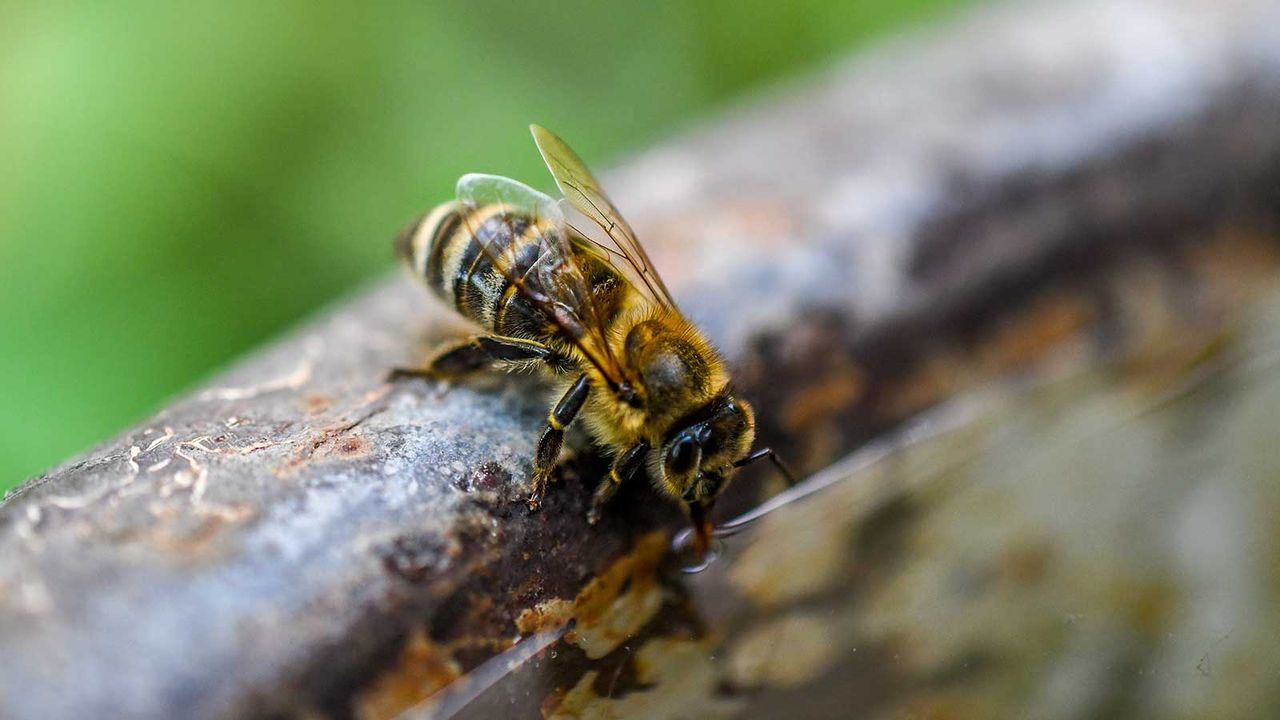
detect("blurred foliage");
top-left (0, 0), bottom-right (962, 488)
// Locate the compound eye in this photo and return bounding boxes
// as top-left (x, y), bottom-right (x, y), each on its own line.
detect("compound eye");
top-left (667, 436), bottom-right (700, 475)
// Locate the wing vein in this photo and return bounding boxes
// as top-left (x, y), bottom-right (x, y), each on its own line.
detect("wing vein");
top-left (455, 173), bottom-right (629, 394)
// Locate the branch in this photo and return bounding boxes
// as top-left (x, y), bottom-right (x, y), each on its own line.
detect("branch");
top-left (3, 0), bottom-right (1280, 718)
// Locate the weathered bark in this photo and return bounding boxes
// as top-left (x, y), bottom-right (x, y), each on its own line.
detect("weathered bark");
top-left (4, 0), bottom-right (1280, 718)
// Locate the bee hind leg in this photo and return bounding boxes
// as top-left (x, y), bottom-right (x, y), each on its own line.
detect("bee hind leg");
top-left (587, 440), bottom-right (650, 525)
top-left (528, 373), bottom-right (590, 511)
top-left (388, 335), bottom-right (564, 381)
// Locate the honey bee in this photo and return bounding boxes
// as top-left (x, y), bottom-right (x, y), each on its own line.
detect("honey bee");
top-left (394, 125), bottom-right (793, 554)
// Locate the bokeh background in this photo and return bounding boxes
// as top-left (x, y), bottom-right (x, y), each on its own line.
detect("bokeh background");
top-left (0, 0), bottom-right (963, 490)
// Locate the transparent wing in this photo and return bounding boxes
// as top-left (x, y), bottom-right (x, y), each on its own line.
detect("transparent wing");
top-left (455, 173), bottom-right (629, 391)
top-left (529, 124), bottom-right (680, 312)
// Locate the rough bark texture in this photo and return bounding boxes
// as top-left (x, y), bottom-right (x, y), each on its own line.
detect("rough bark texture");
top-left (4, 0), bottom-right (1280, 718)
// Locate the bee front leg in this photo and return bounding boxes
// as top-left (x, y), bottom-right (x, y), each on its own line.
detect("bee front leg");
top-left (527, 373), bottom-right (591, 511)
top-left (587, 440), bottom-right (650, 525)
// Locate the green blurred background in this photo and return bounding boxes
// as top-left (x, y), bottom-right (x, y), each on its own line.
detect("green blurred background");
top-left (0, 0), bottom-right (962, 490)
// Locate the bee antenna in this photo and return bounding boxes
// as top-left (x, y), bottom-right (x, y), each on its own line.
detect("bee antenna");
top-left (732, 447), bottom-right (797, 487)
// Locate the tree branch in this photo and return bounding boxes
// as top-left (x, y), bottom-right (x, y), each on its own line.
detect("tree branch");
top-left (4, 0), bottom-right (1280, 718)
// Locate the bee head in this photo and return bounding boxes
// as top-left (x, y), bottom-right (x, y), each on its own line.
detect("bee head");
top-left (660, 393), bottom-right (756, 506)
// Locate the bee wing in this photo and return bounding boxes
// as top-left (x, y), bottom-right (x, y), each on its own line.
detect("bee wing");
top-left (455, 172), bottom-right (630, 392)
top-left (530, 124), bottom-right (680, 313)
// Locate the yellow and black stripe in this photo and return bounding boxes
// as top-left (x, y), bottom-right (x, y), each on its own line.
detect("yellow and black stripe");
top-left (396, 202), bottom-right (579, 341)
top-left (396, 202), bottom-right (462, 303)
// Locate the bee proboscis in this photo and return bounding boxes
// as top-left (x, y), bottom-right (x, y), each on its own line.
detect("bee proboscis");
top-left (395, 124), bottom-right (793, 554)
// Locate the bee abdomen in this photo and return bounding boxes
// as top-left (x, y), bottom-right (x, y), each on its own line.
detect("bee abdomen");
top-left (396, 201), bottom-right (463, 304)
top-left (397, 202), bottom-right (548, 337)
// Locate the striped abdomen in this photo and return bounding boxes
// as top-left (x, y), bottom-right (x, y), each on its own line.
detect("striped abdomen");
top-left (396, 202), bottom-right (623, 341)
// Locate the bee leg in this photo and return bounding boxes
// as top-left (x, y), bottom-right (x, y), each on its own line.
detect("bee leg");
top-left (387, 337), bottom-right (486, 381)
top-left (389, 335), bottom-right (563, 381)
top-left (733, 447), bottom-right (799, 486)
top-left (587, 440), bottom-right (650, 525)
top-left (527, 373), bottom-right (591, 511)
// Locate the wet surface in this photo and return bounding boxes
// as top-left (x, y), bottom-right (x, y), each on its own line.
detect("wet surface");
top-left (413, 285), bottom-right (1280, 719)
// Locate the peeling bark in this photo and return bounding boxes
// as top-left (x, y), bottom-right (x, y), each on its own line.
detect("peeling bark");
top-left (3, 0), bottom-right (1280, 718)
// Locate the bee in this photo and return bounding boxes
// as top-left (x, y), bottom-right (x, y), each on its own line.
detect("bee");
top-left (394, 124), bottom-right (793, 555)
